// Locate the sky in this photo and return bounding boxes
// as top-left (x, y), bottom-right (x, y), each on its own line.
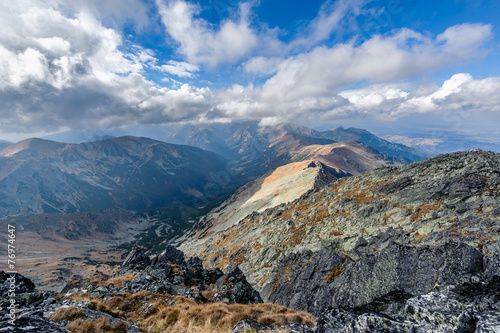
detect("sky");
top-left (1, 0), bottom-right (500, 150)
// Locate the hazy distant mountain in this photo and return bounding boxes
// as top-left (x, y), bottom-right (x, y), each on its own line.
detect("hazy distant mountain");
top-left (277, 124), bottom-right (431, 163)
top-left (3, 122), bottom-right (423, 237)
top-left (384, 132), bottom-right (500, 155)
top-left (41, 121), bottom-right (428, 164)
top-left (163, 121), bottom-right (429, 164)
top-left (0, 140), bottom-right (11, 150)
top-left (0, 136), bottom-right (233, 217)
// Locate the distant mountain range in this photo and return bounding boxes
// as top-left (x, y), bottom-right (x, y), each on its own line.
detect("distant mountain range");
top-left (162, 121), bottom-right (430, 164)
top-left (0, 121), bottom-right (433, 223)
top-left (385, 131), bottom-right (500, 155)
top-left (0, 136), bottom-right (232, 217)
top-left (1, 122), bottom-right (422, 218)
top-left (40, 121), bottom-right (430, 163)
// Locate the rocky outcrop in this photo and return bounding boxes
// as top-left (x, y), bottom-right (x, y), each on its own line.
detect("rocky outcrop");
top-left (316, 308), bottom-right (423, 333)
top-left (1, 246), bottom-right (265, 332)
top-left (215, 266), bottom-right (263, 304)
top-left (0, 271), bottom-right (46, 312)
top-left (68, 245), bottom-right (262, 305)
top-left (0, 308), bottom-right (69, 333)
top-left (121, 245), bottom-right (152, 271)
top-left (262, 241), bottom-right (491, 315)
top-left (316, 287), bottom-right (500, 332)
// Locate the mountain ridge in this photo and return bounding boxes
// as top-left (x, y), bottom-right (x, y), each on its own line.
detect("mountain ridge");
top-left (0, 136), bottom-right (234, 216)
top-left (182, 149), bottom-right (500, 292)
top-left (181, 140), bottom-right (402, 245)
top-left (39, 121), bottom-right (429, 162)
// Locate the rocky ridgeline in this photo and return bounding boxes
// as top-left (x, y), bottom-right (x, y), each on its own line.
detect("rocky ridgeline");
top-left (103, 245), bottom-right (262, 304)
top-left (185, 150), bottom-right (500, 287)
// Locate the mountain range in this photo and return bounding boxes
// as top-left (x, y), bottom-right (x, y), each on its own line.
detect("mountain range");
top-left (0, 140), bottom-right (10, 150)
top-left (0, 122), bottom-right (410, 291)
top-left (0, 122), bottom-right (417, 218)
top-left (41, 121), bottom-right (429, 161)
top-left (131, 121), bottom-right (430, 164)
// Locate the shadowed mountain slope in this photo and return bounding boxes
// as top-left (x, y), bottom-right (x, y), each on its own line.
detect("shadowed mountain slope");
top-left (0, 136), bottom-right (233, 217)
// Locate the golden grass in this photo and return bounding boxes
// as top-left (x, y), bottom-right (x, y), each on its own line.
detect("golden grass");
top-left (65, 316), bottom-right (128, 333)
top-left (50, 307), bottom-right (85, 322)
top-left (62, 290), bottom-right (316, 333)
top-left (143, 301), bottom-right (316, 333)
top-left (88, 272), bottom-right (109, 287)
top-left (104, 272), bottom-right (136, 288)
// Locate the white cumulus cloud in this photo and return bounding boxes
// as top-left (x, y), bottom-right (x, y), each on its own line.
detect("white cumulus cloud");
top-left (155, 0), bottom-right (260, 67)
top-left (0, 0), bottom-right (216, 134)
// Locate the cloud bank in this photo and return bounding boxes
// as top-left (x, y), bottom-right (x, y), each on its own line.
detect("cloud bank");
top-left (0, 0), bottom-right (498, 138)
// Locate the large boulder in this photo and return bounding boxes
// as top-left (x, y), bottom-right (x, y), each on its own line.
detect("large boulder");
top-left (215, 266), bottom-right (263, 304)
top-left (0, 271), bottom-right (45, 310)
top-left (120, 246), bottom-right (151, 271)
top-left (264, 242), bottom-right (485, 316)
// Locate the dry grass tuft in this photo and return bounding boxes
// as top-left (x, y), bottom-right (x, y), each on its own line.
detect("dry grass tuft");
top-left (65, 316), bottom-right (128, 333)
top-left (143, 302), bottom-right (316, 333)
top-left (62, 290), bottom-right (316, 333)
top-left (104, 273), bottom-right (136, 288)
top-left (88, 272), bottom-right (110, 287)
top-left (50, 307), bottom-right (85, 322)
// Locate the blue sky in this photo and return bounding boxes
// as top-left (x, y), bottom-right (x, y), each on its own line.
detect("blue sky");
top-left (0, 0), bottom-right (499, 150)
